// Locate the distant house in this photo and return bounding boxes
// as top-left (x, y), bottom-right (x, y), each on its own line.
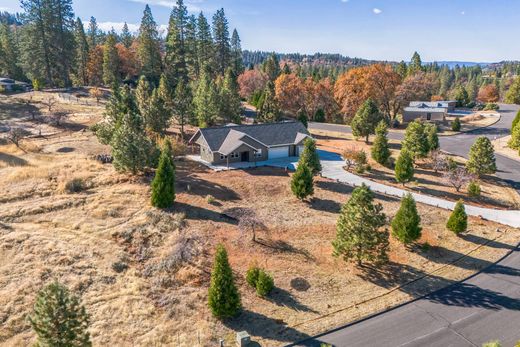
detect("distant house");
top-left (403, 101), bottom-right (456, 122)
top-left (0, 78), bottom-right (31, 92)
top-left (189, 121), bottom-right (311, 165)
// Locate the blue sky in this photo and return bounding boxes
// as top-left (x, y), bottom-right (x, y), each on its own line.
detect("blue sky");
top-left (2, 0), bottom-right (519, 62)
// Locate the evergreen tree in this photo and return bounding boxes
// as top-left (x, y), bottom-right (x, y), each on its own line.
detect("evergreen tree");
top-left (446, 200), bottom-right (468, 234)
top-left (230, 29), bottom-right (244, 75)
top-left (262, 53), bottom-right (281, 81)
top-left (72, 18), bottom-right (89, 86)
top-left (172, 79), bottom-right (193, 137)
top-left (145, 88), bottom-right (170, 135)
top-left (395, 150), bottom-right (414, 185)
top-left (509, 122), bottom-right (520, 151)
top-left (257, 81), bottom-right (281, 123)
top-left (351, 98), bottom-right (382, 143)
top-left (425, 123), bottom-right (439, 152)
top-left (396, 60), bottom-right (408, 78)
top-left (466, 136), bottom-right (497, 176)
top-left (21, 0), bottom-right (75, 86)
top-left (391, 193), bottom-right (421, 245)
top-left (184, 14), bottom-right (198, 78)
top-left (402, 120), bottom-right (429, 161)
top-left (151, 139), bottom-right (175, 208)
top-left (297, 110), bottom-right (308, 128)
top-left (291, 162), bottom-right (314, 201)
top-left (208, 244), bottom-right (241, 319)
top-left (28, 281), bottom-right (91, 347)
top-left (135, 76), bottom-right (151, 117)
top-left (454, 85), bottom-right (470, 107)
top-left (219, 68), bottom-right (242, 123)
top-left (371, 120), bottom-right (391, 165)
top-left (512, 110), bottom-right (520, 131)
top-left (195, 12), bottom-right (214, 75)
top-left (137, 5), bottom-right (162, 84)
top-left (120, 22), bottom-right (133, 48)
top-left (193, 69), bottom-right (219, 127)
top-left (408, 51), bottom-right (423, 75)
top-left (102, 32), bottom-right (119, 86)
top-left (212, 8), bottom-right (231, 75)
top-left (451, 116), bottom-right (461, 131)
top-left (505, 77), bottom-right (520, 104)
top-left (87, 16), bottom-right (99, 48)
top-left (164, 1), bottom-right (188, 91)
top-left (299, 137), bottom-right (321, 175)
top-left (111, 112), bottom-right (156, 174)
top-left (332, 184), bottom-right (388, 266)
top-left (0, 22), bottom-right (24, 80)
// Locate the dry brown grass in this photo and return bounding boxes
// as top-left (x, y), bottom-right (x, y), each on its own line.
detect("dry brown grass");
top-left (1, 99), bottom-right (519, 346)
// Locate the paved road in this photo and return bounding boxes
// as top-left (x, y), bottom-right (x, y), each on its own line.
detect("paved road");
top-left (309, 104), bottom-right (520, 191)
top-left (291, 243), bottom-right (520, 347)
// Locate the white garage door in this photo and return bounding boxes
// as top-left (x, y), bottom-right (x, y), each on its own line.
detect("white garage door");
top-left (268, 146), bottom-right (289, 159)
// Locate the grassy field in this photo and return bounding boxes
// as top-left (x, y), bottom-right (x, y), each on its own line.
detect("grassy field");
top-left (1, 93), bottom-right (519, 346)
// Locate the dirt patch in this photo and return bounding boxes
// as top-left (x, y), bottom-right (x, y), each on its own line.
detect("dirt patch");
top-left (492, 135), bottom-right (520, 162)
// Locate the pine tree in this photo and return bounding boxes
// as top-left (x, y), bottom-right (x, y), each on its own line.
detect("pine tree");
top-left (208, 244), bottom-right (241, 319)
top-left (262, 53), bottom-right (280, 81)
top-left (451, 116), bottom-right (461, 131)
top-left (193, 70), bottom-right (219, 127)
top-left (103, 32), bottom-right (119, 86)
top-left (184, 14), bottom-right (198, 78)
top-left (219, 68), bottom-right (242, 123)
top-left (395, 150), bottom-right (414, 185)
top-left (28, 281), bottom-right (91, 347)
top-left (509, 122), bottom-right (520, 151)
top-left (230, 29), bottom-right (244, 75)
top-left (257, 81), bottom-right (281, 123)
top-left (425, 123), bottom-right (439, 152)
top-left (195, 12), bottom-right (214, 75)
top-left (87, 16), bottom-right (99, 48)
top-left (291, 162), bottom-right (314, 201)
top-left (371, 120), bottom-right (391, 165)
top-left (110, 112), bottom-right (156, 174)
top-left (173, 79), bottom-right (193, 137)
top-left (332, 184), bottom-right (388, 266)
top-left (505, 77), bottom-right (520, 104)
top-left (120, 22), bottom-right (133, 48)
top-left (402, 120), bottom-right (429, 161)
top-left (151, 139), bottom-right (175, 208)
top-left (297, 110), bottom-right (308, 128)
top-left (351, 98), bottom-right (382, 143)
top-left (145, 88), bottom-right (170, 135)
top-left (299, 137), bottom-right (321, 175)
top-left (72, 18), bottom-right (89, 86)
top-left (212, 8), bottom-right (231, 75)
top-left (408, 51), bottom-right (423, 75)
top-left (135, 76), bottom-right (151, 117)
top-left (164, 1), bottom-right (188, 91)
top-left (446, 200), bottom-right (468, 234)
top-left (137, 5), bottom-right (162, 84)
top-left (454, 85), bottom-right (470, 107)
top-left (391, 193), bottom-right (421, 245)
top-left (0, 22), bottom-right (24, 80)
top-left (466, 136), bottom-right (497, 176)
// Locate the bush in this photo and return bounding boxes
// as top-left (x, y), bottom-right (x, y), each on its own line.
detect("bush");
top-left (391, 193), bottom-right (422, 245)
top-left (355, 150), bottom-right (368, 174)
top-left (208, 244), bottom-right (241, 318)
top-left (447, 200), bottom-right (468, 234)
top-left (246, 265), bottom-right (260, 287)
top-left (467, 181), bottom-right (481, 198)
top-left (484, 103), bottom-right (499, 111)
top-left (64, 178), bottom-right (87, 193)
top-left (111, 261), bottom-right (128, 273)
top-left (255, 270), bottom-right (274, 297)
top-left (314, 108), bottom-right (325, 122)
top-left (451, 117), bottom-right (461, 131)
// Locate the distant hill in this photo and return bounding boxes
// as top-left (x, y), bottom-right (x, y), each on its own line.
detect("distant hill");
top-left (432, 61), bottom-right (491, 68)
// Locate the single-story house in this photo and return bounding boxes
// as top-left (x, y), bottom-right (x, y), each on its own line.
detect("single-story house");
top-left (189, 121), bottom-right (311, 165)
top-left (0, 78), bottom-right (31, 92)
top-left (403, 100), bottom-right (456, 122)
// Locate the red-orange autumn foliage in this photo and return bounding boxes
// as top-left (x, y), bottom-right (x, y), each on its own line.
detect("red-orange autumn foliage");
top-left (116, 43), bottom-right (139, 80)
top-left (87, 45), bottom-right (104, 86)
top-left (334, 63), bottom-right (401, 122)
top-left (237, 69), bottom-right (268, 99)
top-left (477, 84), bottom-right (499, 103)
top-left (275, 73), bottom-right (306, 115)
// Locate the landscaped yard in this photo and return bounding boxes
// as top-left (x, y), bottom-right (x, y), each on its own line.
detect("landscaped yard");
top-left (0, 94), bottom-right (518, 346)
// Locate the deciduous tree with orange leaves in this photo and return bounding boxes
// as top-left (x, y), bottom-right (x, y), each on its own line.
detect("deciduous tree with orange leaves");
top-left (237, 69), bottom-right (268, 99)
top-left (477, 84), bottom-right (499, 103)
top-left (395, 72), bottom-right (438, 111)
top-left (275, 73), bottom-right (306, 116)
top-left (87, 45), bottom-right (104, 86)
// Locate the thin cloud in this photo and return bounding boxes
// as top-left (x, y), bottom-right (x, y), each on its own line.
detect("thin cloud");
top-left (373, 8), bottom-right (383, 15)
top-left (128, 0), bottom-right (205, 12)
top-left (97, 22), bottom-right (139, 33)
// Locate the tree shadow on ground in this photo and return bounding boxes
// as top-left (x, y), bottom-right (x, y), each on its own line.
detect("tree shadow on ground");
top-left (268, 287), bottom-right (319, 314)
top-left (316, 180), bottom-right (354, 195)
top-left (224, 310), bottom-right (313, 343)
top-left (173, 202), bottom-right (237, 224)
top-left (460, 233), bottom-right (515, 250)
top-left (255, 238), bottom-right (315, 262)
top-left (245, 167), bottom-right (291, 177)
top-left (175, 165), bottom-right (240, 201)
top-left (0, 152), bottom-right (28, 166)
top-left (310, 197), bottom-right (342, 213)
top-left (0, 99), bottom-right (40, 121)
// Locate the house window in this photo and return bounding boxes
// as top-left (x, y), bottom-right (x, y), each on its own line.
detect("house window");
top-left (231, 152), bottom-right (239, 158)
top-left (220, 154), bottom-right (227, 160)
top-left (254, 149), bottom-right (263, 158)
top-left (427, 113), bottom-right (432, 121)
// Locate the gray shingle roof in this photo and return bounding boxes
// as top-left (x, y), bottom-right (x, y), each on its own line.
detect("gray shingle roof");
top-left (195, 121), bottom-right (310, 153)
top-left (409, 101), bottom-right (455, 108)
top-left (404, 107), bottom-right (447, 113)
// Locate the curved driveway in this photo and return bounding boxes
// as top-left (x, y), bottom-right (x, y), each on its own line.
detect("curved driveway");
top-left (309, 104), bottom-right (520, 191)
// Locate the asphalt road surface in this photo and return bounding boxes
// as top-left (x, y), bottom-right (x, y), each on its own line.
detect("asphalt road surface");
top-left (309, 104), bottom-right (520, 191)
top-left (291, 243), bottom-right (520, 347)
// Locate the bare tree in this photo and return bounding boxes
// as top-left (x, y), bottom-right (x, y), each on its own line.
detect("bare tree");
top-left (89, 87), bottom-right (103, 105)
top-left (51, 111), bottom-right (70, 126)
top-left (41, 97), bottom-right (57, 113)
top-left (443, 166), bottom-right (474, 192)
top-left (223, 207), bottom-right (267, 242)
top-left (7, 127), bottom-right (31, 149)
top-left (342, 146), bottom-right (361, 172)
top-left (430, 149), bottom-right (448, 173)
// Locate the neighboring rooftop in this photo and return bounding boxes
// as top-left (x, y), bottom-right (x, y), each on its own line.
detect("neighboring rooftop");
top-left (409, 101), bottom-right (456, 108)
top-left (404, 106), bottom-right (447, 113)
top-left (192, 121), bottom-right (310, 152)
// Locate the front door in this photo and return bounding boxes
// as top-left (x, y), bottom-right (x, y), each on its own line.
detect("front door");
top-left (241, 151), bottom-right (249, 162)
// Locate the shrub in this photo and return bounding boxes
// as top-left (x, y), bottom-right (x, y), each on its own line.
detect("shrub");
top-left (451, 117), bottom-right (461, 131)
top-left (151, 139), bottom-right (175, 208)
top-left (467, 181), bottom-right (481, 198)
top-left (391, 193), bottom-right (422, 245)
top-left (482, 341), bottom-right (502, 347)
top-left (111, 261), bottom-right (128, 273)
top-left (208, 244), bottom-right (241, 318)
top-left (483, 103), bottom-right (499, 111)
top-left (291, 162), bottom-right (314, 201)
top-left (512, 110), bottom-right (520, 131)
top-left (314, 108), bottom-right (325, 122)
top-left (355, 150), bottom-right (368, 174)
top-left (447, 200), bottom-right (468, 234)
top-left (255, 270), bottom-right (274, 297)
top-left (466, 136), bottom-right (497, 176)
top-left (371, 121), bottom-right (390, 165)
top-left (299, 137), bottom-right (321, 175)
top-left (246, 265), bottom-right (260, 287)
top-left (395, 150), bottom-right (414, 185)
top-left (64, 178), bottom-right (87, 193)
top-left (206, 195), bottom-right (216, 204)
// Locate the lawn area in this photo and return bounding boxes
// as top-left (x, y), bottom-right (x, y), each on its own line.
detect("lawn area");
top-left (311, 129), bottom-right (520, 210)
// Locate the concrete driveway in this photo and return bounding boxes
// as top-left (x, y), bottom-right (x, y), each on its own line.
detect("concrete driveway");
top-left (186, 154), bottom-right (300, 171)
